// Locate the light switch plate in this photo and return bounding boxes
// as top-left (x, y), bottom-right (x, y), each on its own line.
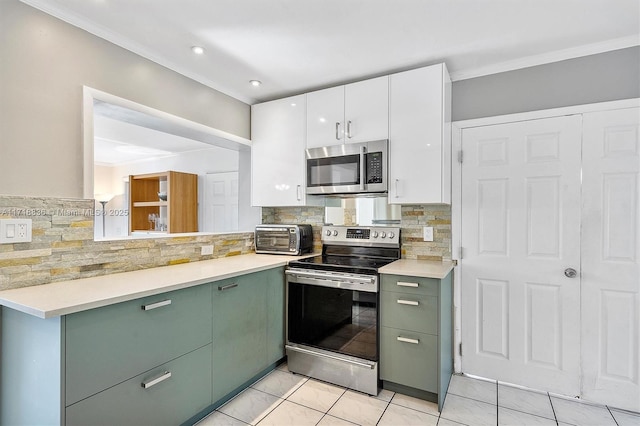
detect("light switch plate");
top-left (201, 245), bottom-right (214, 255)
top-left (423, 226), bottom-right (434, 242)
top-left (0, 219), bottom-right (32, 244)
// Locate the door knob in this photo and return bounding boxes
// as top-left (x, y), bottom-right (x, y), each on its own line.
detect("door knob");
top-left (564, 268), bottom-right (577, 278)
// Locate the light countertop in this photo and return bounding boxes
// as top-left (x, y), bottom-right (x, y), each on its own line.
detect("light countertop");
top-left (0, 253), bottom-right (316, 319)
top-left (379, 259), bottom-right (455, 279)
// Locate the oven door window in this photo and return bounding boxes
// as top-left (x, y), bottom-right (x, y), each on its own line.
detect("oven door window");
top-left (307, 154), bottom-right (360, 187)
top-left (287, 282), bottom-right (378, 361)
top-left (256, 231), bottom-right (290, 250)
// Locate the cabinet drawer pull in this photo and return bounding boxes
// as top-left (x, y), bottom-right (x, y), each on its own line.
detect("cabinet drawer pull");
top-left (397, 281), bottom-right (419, 288)
top-left (397, 336), bottom-right (420, 345)
top-left (141, 371), bottom-right (172, 389)
top-left (218, 283), bottom-right (238, 291)
top-left (141, 299), bottom-right (172, 311)
top-left (397, 299), bottom-right (419, 306)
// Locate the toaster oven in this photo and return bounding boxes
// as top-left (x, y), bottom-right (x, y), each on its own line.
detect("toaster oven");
top-left (255, 224), bottom-right (313, 255)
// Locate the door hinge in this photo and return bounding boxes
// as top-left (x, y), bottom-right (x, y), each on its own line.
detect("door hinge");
top-left (459, 343), bottom-right (463, 356)
top-left (458, 247), bottom-right (463, 259)
top-left (457, 150), bottom-right (463, 164)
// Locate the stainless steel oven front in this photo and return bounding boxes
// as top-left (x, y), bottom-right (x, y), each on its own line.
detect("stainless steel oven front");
top-left (285, 268), bottom-right (380, 395)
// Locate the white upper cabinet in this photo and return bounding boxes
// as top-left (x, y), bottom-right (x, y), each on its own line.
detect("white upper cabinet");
top-left (306, 76), bottom-right (389, 148)
top-left (389, 64), bottom-right (451, 204)
top-left (251, 94), bottom-right (308, 206)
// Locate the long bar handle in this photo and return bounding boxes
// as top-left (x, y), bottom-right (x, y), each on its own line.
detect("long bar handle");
top-left (395, 179), bottom-right (400, 198)
top-left (359, 146), bottom-right (366, 191)
top-left (286, 345), bottom-right (375, 369)
top-left (296, 185), bottom-right (302, 201)
top-left (335, 122), bottom-right (341, 140)
top-left (397, 281), bottom-right (419, 288)
top-left (347, 120), bottom-right (353, 138)
top-left (141, 299), bottom-right (171, 311)
top-left (397, 299), bottom-right (419, 306)
top-left (397, 336), bottom-right (420, 345)
top-left (141, 371), bottom-right (171, 389)
top-left (218, 283), bottom-right (238, 291)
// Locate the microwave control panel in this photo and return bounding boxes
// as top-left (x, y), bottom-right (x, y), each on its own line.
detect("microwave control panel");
top-left (366, 152), bottom-right (383, 184)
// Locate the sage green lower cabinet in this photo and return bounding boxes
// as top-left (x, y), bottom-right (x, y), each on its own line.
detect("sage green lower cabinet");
top-left (66, 284), bottom-right (213, 406)
top-left (66, 344), bottom-right (212, 426)
top-left (212, 267), bottom-right (285, 404)
top-left (0, 266), bottom-right (287, 425)
top-left (380, 272), bottom-right (453, 411)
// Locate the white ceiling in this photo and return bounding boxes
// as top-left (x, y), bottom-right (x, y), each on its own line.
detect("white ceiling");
top-left (22, 0), bottom-right (640, 104)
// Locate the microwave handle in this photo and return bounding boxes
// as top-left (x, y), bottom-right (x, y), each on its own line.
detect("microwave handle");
top-left (359, 146), bottom-right (366, 191)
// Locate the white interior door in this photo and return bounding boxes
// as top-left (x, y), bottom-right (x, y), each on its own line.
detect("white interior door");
top-left (205, 172), bottom-right (239, 232)
top-left (581, 107), bottom-right (640, 412)
top-left (460, 115), bottom-right (582, 396)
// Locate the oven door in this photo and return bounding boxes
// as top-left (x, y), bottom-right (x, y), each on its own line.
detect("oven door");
top-left (285, 269), bottom-right (378, 361)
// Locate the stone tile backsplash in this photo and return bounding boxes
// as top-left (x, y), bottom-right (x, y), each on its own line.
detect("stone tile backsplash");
top-left (261, 204), bottom-right (451, 261)
top-left (1, 196), bottom-right (451, 291)
top-left (0, 196), bottom-right (254, 291)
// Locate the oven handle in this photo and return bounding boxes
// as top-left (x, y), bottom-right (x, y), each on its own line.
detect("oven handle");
top-left (285, 269), bottom-right (375, 285)
top-left (285, 345), bottom-right (375, 369)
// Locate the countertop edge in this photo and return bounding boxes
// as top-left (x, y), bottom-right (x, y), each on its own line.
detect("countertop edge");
top-left (0, 254), bottom-right (315, 318)
top-left (378, 259), bottom-right (456, 279)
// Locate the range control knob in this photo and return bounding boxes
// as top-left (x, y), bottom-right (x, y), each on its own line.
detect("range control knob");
top-left (380, 231), bottom-right (387, 238)
top-left (388, 231), bottom-right (395, 239)
top-left (325, 230), bottom-right (332, 236)
top-left (333, 230), bottom-right (338, 236)
top-left (372, 231), bottom-right (379, 238)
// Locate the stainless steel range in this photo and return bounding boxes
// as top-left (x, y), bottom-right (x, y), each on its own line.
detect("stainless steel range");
top-left (285, 225), bottom-right (401, 395)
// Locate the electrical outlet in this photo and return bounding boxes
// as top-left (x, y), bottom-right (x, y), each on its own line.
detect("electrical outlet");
top-left (0, 219), bottom-right (32, 244)
top-left (201, 245), bottom-right (214, 256)
top-left (423, 226), bottom-right (434, 242)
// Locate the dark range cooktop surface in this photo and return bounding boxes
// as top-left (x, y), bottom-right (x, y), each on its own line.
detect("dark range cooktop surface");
top-left (289, 254), bottom-right (396, 275)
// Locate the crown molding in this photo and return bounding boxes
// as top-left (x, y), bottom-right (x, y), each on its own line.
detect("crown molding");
top-left (450, 35), bottom-right (640, 81)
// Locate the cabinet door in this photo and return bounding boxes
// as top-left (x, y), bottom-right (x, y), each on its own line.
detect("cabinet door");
top-left (66, 284), bottom-right (212, 406)
top-left (251, 95), bottom-right (307, 206)
top-left (66, 344), bottom-right (212, 426)
top-left (265, 267), bottom-right (286, 365)
top-left (389, 64), bottom-right (451, 204)
top-left (380, 327), bottom-right (438, 393)
top-left (212, 272), bottom-right (267, 403)
top-left (344, 76), bottom-right (389, 144)
top-left (306, 86), bottom-right (345, 148)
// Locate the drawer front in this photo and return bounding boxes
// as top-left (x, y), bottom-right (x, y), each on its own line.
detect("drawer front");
top-left (66, 344), bottom-right (212, 426)
top-left (380, 327), bottom-right (437, 393)
top-left (380, 291), bottom-right (437, 335)
top-left (66, 284), bottom-right (212, 405)
top-left (381, 274), bottom-right (439, 297)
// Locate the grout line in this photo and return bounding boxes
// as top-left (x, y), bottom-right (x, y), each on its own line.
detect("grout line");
top-left (606, 406), bottom-right (620, 426)
top-left (496, 380), bottom-right (499, 426)
top-left (547, 392), bottom-right (559, 425)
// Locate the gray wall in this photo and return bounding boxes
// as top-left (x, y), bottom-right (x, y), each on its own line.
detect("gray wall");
top-left (0, 0), bottom-right (250, 198)
top-left (452, 46), bottom-right (640, 121)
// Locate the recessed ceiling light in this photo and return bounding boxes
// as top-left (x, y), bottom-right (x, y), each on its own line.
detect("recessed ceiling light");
top-left (191, 46), bottom-right (205, 55)
top-left (250, 80), bottom-right (262, 87)
top-left (291, 103), bottom-right (297, 107)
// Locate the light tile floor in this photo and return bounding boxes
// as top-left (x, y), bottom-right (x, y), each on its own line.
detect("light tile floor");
top-left (197, 363), bottom-right (640, 426)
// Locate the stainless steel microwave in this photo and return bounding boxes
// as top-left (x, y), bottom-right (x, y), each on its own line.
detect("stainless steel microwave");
top-left (305, 140), bottom-right (388, 195)
top-left (255, 224), bottom-right (313, 255)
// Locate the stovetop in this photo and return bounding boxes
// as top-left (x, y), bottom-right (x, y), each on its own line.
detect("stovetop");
top-left (288, 226), bottom-right (401, 275)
